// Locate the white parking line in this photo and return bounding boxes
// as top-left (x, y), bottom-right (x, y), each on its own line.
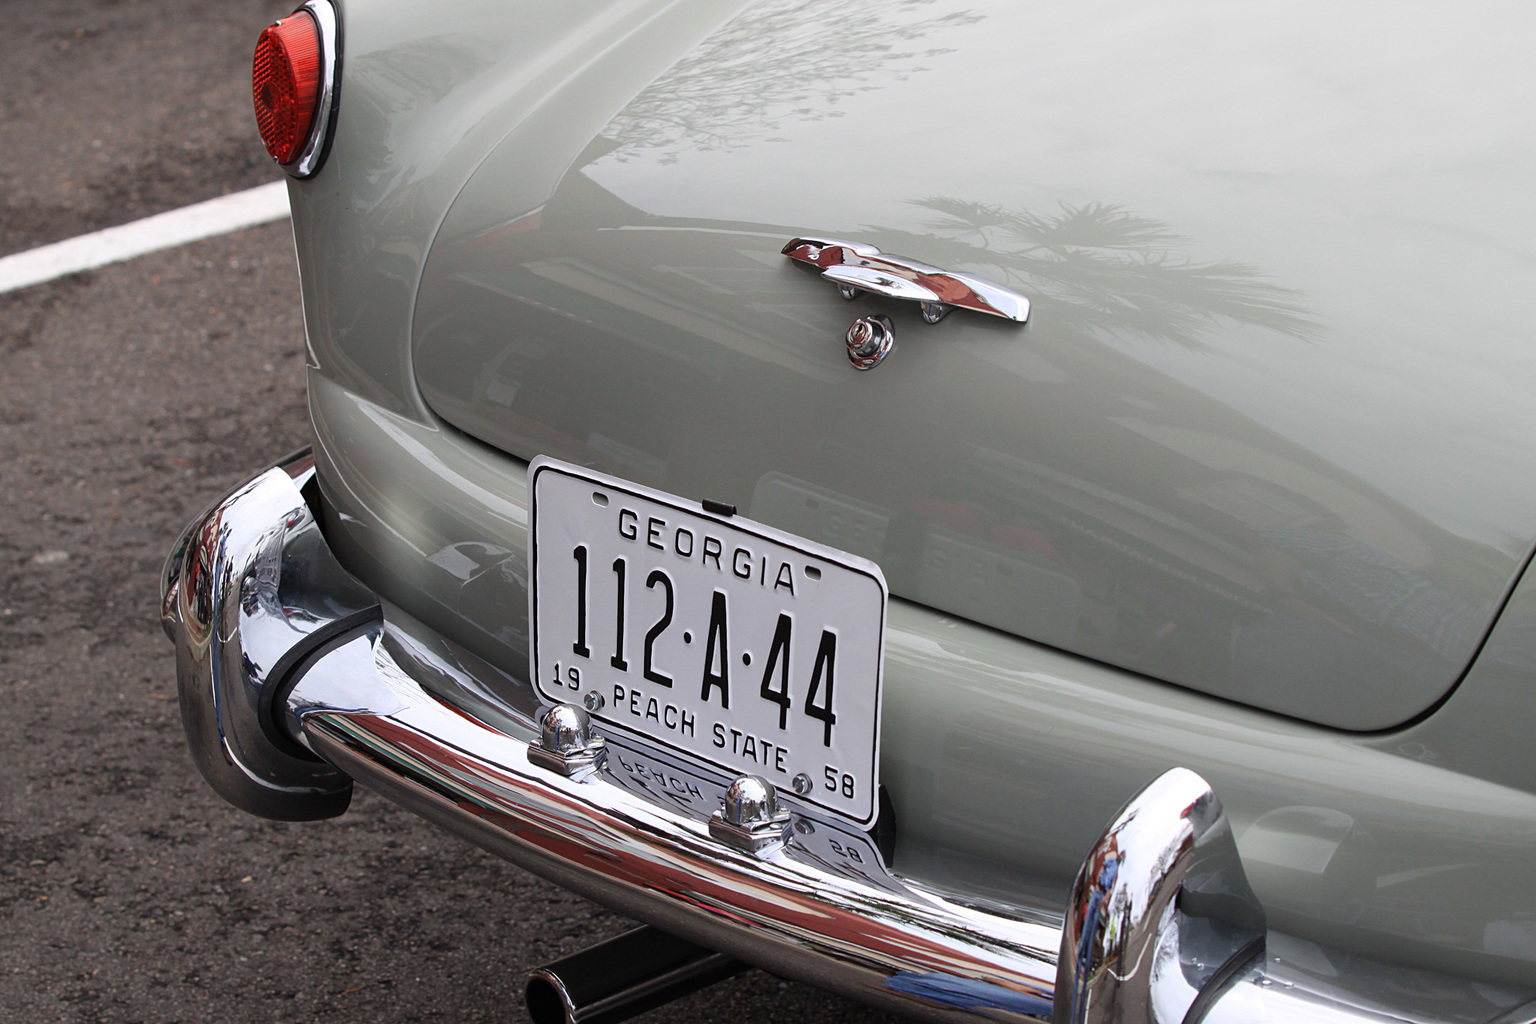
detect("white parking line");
top-left (0, 181), bottom-right (291, 296)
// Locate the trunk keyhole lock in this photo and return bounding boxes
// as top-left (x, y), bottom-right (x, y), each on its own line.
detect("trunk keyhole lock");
top-left (845, 315), bottom-right (895, 370)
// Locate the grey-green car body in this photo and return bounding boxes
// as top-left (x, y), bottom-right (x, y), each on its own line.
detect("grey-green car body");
top-left (281, 0), bottom-right (1535, 997)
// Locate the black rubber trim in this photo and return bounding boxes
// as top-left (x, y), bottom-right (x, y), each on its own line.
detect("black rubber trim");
top-left (871, 785), bottom-right (896, 866)
top-left (298, 469), bottom-right (324, 525)
top-left (257, 607), bottom-right (382, 760)
top-left (701, 498), bottom-right (736, 516)
top-left (1181, 934), bottom-right (1265, 1024)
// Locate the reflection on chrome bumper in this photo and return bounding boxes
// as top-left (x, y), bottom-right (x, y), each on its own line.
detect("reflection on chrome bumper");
top-left (162, 452), bottom-right (1534, 1024)
top-left (159, 450), bottom-right (378, 820)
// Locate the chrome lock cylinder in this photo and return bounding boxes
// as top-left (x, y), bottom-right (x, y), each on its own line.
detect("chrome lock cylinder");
top-left (845, 315), bottom-right (895, 370)
top-left (528, 703), bottom-right (607, 778)
top-left (709, 775), bottom-right (792, 854)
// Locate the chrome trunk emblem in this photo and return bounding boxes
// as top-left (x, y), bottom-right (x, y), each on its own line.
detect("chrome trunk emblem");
top-left (783, 236), bottom-right (1030, 324)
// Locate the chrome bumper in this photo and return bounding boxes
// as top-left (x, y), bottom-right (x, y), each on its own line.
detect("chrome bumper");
top-left (162, 453), bottom-right (1534, 1024)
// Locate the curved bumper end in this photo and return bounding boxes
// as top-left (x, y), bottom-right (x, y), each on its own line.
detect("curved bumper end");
top-left (161, 448), bottom-right (376, 821)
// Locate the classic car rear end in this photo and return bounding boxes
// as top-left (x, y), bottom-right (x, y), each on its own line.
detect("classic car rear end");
top-left (163, 2), bottom-right (1536, 1022)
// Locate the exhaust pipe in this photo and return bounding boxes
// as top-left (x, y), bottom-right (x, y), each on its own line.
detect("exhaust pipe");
top-left (525, 925), bottom-right (747, 1024)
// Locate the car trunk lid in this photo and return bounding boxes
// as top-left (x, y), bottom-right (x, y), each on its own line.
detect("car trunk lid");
top-left (411, 0), bottom-right (1536, 730)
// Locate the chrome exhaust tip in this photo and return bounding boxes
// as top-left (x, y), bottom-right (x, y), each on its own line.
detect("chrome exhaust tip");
top-left (525, 925), bottom-right (745, 1024)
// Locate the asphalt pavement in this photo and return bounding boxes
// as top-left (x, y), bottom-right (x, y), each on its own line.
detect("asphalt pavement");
top-left (0, 3), bottom-right (897, 1021)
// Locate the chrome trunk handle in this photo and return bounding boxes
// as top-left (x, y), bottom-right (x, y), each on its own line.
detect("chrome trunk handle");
top-left (783, 236), bottom-right (1030, 324)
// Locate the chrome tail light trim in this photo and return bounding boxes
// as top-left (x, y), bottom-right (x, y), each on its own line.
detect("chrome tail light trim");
top-left (286, 0), bottom-right (340, 178)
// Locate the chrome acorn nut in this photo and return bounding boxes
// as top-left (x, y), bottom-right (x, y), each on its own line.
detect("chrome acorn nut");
top-left (723, 775), bottom-right (777, 824)
top-left (527, 703), bottom-right (606, 778)
top-left (709, 774), bottom-right (793, 854)
top-left (845, 315), bottom-right (895, 370)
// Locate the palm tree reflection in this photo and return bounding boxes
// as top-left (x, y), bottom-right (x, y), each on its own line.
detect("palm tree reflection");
top-left (862, 198), bottom-right (1321, 348)
top-left (579, 0), bottom-right (1315, 348)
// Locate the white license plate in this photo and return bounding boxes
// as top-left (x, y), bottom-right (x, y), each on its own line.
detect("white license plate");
top-left (528, 457), bottom-right (887, 825)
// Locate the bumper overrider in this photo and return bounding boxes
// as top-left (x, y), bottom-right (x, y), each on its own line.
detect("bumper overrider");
top-left (161, 451), bottom-right (1532, 1024)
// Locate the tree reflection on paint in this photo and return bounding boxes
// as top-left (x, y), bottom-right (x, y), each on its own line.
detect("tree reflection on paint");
top-left (584, 0), bottom-right (1315, 347)
top-left (601, 0), bottom-right (982, 164)
top-left (863, 198), bottom-right (1321, 348)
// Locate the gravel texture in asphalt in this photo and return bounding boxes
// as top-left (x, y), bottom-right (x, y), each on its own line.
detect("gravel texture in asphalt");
top-left (0, 3), bottom-right (898, 1022)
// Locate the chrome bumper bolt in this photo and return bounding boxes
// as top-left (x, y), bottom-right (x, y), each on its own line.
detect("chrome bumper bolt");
top-left (709, 775), bottom-right (792, 854)
top-left (528, 703), bottom-right (606, 778)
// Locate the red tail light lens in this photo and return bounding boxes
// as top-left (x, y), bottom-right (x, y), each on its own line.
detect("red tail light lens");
top-left (253, 12), bottom-right (322, 165)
